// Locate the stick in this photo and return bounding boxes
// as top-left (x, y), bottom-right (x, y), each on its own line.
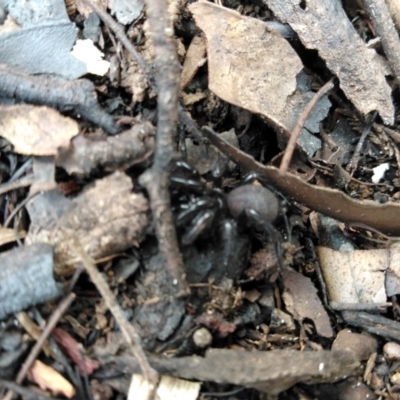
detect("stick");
top-left (82, 0), bottom-right (190, 294)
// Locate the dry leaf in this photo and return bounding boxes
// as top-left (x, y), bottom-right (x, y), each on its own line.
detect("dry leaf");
top-left (0, 105), bottom-right (79, 156)
top-left (264, 0), bottom-right (394, 124)
top-left (180, 35), bottom-right (207, 90)
top-left (189, 2), bottom-right (331, 156)
top-left (317, 247), bottom-right (388, 304)
top-left (27, 360), bottom-right (75, 398)
top-left (189, 1), bottom-right (302, 121)
top-left (282, 269), bottom-right (333, 338)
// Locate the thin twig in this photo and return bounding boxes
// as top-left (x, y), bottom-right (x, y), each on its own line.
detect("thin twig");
top-left (4, 192), bottom-right (37, 228)
top-left (330, 302), bottom-right (391, 311)
top-left (0, 176), bottom-right (34, 196)
top-left (362, 0), bottom-right (400, 86)
top-left (72, 242), bottom-right (158, 395)
top-left (279, 79), bottom-right (334, 175)
top-left (3, 293), bottom-right (76, 400)
top-left (0, 379), bottom-right (59, 400)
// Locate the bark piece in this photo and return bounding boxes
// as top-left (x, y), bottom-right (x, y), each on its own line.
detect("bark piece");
top-left (26, 172), bottom-right (149, 275)
top-left (99, 349), bottom-right (360, 395)
top-left (57, 122), bottom-right (155, 177)
top-left (0, 243), bottom-right (61, 319)
top-left (282, 269), bottom-right (333, 338)
top-left (264, 0), bottom-right (394, 124)
top-left (342, 311), bottom-right (400, 341)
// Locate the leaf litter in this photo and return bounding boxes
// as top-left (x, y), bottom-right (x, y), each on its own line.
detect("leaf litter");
top-left (1, 0), bottom-right (400, 398)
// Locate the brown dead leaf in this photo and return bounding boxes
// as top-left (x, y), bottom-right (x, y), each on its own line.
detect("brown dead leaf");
top-left (27, 360), bottom-right (75, 398)
top-left (317, 247), bottom-right (388, 304)
top-left (282, 269), bottom-right (333, 338)
top-left (189, 1), bottom-right (302, 122)
top-left (264, 0), bottom-right (394, 124)
top-left (189, 2), bottom-right (330, 156)
top-left (0, 105), bottom-right (79, 156)
top-left (202, 127), bottom-right (400, 235)
top-left (180, 35), bottom-right (207, 90)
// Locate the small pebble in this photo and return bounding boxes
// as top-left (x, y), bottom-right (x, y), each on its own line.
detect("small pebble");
top-left (383, 342), bottom-right (400, 361)
top-left (95, 313), bottom-right (108, 330)
top-left (193, 328), bottom-right (212, 349)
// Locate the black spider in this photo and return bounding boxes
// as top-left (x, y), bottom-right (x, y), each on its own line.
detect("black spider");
top-left (170, 160), bottom-right (283, 281)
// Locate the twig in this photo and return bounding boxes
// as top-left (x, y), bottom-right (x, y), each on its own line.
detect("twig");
top-left (2, 293), bottom-right (76, 400)
top-left (330, 302), bottom-right (391, 311)
top-left (0, 379), bottom-right (59, 400)
top-left (362, 0), bottom-right (400, 86)
top-left (279, 79), bottom-right (334, 175)
top-left (346, 111), bottom-right (377, 174)
top-left (4, 192), bottom-right (37, 228)
top-left (72, 242), bottom-right (159, 395)
top-left (83, 0), bottom-right (190, 295)
top-left (139, 0), bottom-right (189, 295)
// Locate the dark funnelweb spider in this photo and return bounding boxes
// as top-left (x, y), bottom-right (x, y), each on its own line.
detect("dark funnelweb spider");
top-left (170, 160), bottom-right (285, 282)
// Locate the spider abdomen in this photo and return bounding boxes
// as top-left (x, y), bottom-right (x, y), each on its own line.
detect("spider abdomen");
top-left (227, 184), bottom-right (279, 224)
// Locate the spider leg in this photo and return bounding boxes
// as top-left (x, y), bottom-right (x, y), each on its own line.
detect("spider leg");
top-left (181, 209), bottom-right (216, 246)
top-left (176, 198), bottom-right (211, 226)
